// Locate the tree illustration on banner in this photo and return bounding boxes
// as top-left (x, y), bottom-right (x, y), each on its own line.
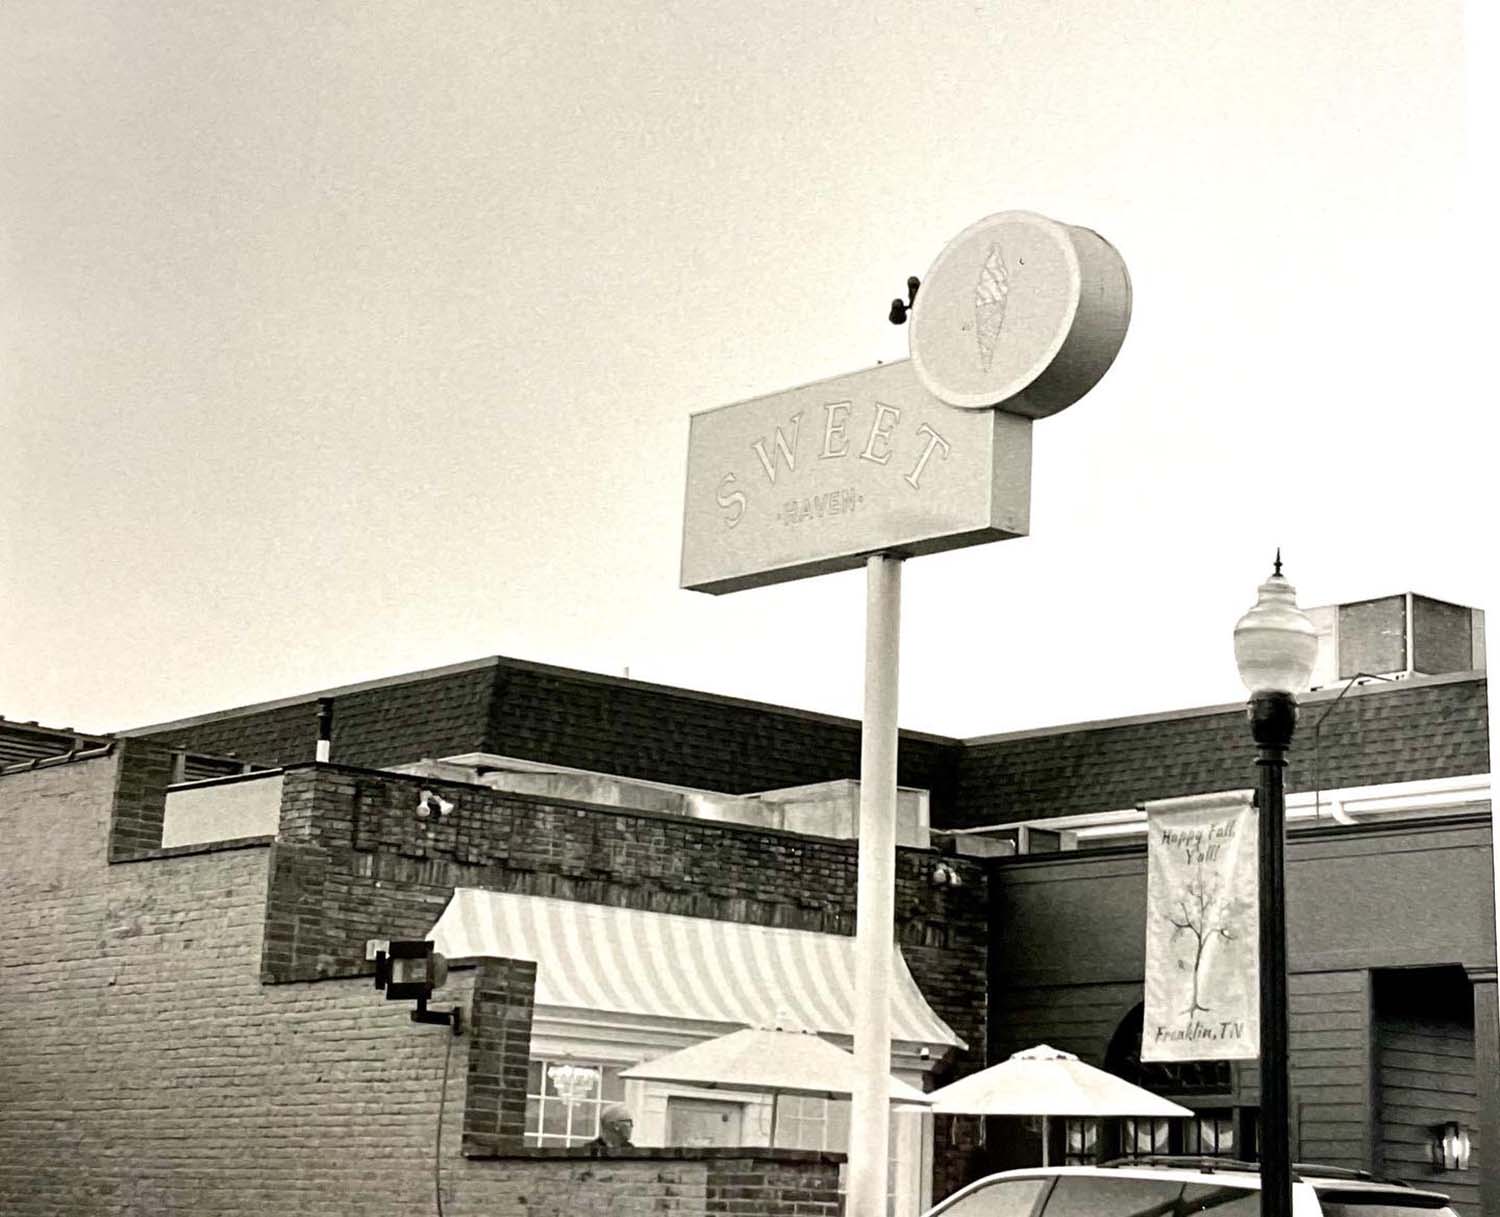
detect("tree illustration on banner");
top-left (1165, 865), bottom-right (1249, 1016)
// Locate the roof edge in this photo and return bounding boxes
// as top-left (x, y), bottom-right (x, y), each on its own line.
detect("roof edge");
top-left (116, 653), bottom-right (963, 747)
top-left (960, 669), bottom-right (1487, 747)
top-left (116, 656), bottom-right (506, 737)
top-left (112, 660), bottom-right (1486, 753)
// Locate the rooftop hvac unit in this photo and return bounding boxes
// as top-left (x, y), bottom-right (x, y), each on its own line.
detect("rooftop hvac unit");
top-left (1306, 593), bottom-right (1486, 690)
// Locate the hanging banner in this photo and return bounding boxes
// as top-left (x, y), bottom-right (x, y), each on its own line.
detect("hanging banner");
top-left (1142, 790), bottom-right (1259, 1062)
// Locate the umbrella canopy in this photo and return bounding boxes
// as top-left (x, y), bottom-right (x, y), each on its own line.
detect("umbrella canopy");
top-left (620, 1026), bottom-right (931, 1104)
top-left (919, 1044), bottom-right (1192, 1117)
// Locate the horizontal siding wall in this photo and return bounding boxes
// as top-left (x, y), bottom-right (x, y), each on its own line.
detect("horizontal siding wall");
top-left (989, 982), bottom-right (1142, 1066)
top-left (1375, 967), bottom-right (1479, 1215)
top-left (1290, 970), bottom-right (1371, 1171)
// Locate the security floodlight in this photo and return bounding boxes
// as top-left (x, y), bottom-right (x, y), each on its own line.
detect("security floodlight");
top-left (373, 939), bottom-right (462, 1034)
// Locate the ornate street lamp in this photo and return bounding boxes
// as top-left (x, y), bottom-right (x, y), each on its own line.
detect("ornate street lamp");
top-left (1233, 553), bottom-right (1318, 1217)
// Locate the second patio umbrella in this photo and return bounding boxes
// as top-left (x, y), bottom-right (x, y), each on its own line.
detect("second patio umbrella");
top-left (917, 1044), bottom-right (1193, 1165)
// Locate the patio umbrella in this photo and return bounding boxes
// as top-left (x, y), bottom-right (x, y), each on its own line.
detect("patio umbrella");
top-left (620, 1026), bottom-right (930, 1144)
top-left (915, 1044), bottom-right (1192, 1165)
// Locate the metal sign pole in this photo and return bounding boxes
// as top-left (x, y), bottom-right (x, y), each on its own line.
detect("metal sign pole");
top-left (848, 553), bottom-right (902, 1217)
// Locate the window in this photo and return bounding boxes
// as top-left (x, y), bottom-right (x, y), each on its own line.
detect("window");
top-left (1063, 1118), bottom-right (1101, 1164)
top-left (773, 1094), bottom-right (851, 1151)
top-left (524, 1058), bottom-right (625, 1147)
top-left (1121, 1117), bottom-right (1170, 1156)
top-left (937, 1177), bottom-right (1050, 1217)
top-left (1182, 1110), bottom-right (1236, 1157)
top-left (1106, 1005), bottom-right (1233, 1097)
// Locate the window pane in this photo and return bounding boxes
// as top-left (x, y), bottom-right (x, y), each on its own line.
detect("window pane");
top-left (1123, 1117), bottom-right (1169, 1155)
top-left (939, 1178), bottom-right (1050, 1217)
top-left (1064, 1119), bottom-right (1100, 1164)
top-left (1183, 1110), bottom-right (1236, 1156)
top-left (601, 1067), bottom-right (625, 1102)
top-left (546, 1062), bottom-right (601, 1102)
top-left (1217, 1122), bottom-right (1234, 1154)
top-left (1044, 1175), bottom-right (1185, 1217)
top-left (571, 1102), bottom-right (601, 1141)
top-left (542, 1100), bottom-right (568, 1137)
top-left (826, 1100), bottom-right (851, 1151)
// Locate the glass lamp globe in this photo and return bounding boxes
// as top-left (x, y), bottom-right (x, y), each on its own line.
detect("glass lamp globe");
top-left (1233, 559), bottom-right (1318, 695)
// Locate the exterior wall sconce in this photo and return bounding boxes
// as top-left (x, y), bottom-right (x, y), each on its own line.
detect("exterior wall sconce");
top-left (416, 789), bottom-right (454, 821)
top-left (1431, 1121), bottom-right (1472, 1172)
top-left (373, 939), bottom-right (462, 1035)
top-left (930, 861), bottom-right (962, 887)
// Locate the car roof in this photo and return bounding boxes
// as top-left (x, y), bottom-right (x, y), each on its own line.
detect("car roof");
top-left (1106, 1156), bottom-right (1452, 1204)
top-left (947, 1165), bottom-right (1268, 1189)
top-left (936, 1165), bottom-right (1451, 1210)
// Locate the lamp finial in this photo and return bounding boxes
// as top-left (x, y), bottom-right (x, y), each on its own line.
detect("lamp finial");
top-left (1273, 548), bottom-right (1283, 578)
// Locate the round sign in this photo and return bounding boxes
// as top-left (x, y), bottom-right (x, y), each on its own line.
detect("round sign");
top-left (909, 210), bottom-right (1131, 415)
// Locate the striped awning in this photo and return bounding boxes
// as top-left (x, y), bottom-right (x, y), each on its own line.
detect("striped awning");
top-left (426, 887), bottom-right (964, 1051)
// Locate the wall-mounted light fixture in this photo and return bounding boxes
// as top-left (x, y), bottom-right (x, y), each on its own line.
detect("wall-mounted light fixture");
top-left (1430, 1121), bottom-right (1472, 1172)
top-left (416, 789), bottom-right (454, 821)
top-left (930, 861), bottom-right (962, 888)
top-left (373, 939), bottom-right (462, 1034)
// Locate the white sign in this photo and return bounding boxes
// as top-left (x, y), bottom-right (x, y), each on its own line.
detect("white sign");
top-left (680, 360), bottom-right (1031, 594)
top-left (909, 211), bottom-right (1132, 415)
top-left (1142, 791), bottom-right (1259, 1062)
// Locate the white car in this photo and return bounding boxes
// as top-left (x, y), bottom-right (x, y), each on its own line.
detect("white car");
top-left (924, 1159), bottom-right (1458, 1217)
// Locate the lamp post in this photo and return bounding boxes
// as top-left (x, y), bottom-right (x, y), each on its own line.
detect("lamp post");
top-left (1233, 554), bottom-right (1318, 1217)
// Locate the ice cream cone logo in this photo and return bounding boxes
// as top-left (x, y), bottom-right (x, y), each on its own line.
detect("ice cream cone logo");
top-left (910, 209), bottom-right (1130, 413)
top-left (973, 243), bottom-right (1009, 372)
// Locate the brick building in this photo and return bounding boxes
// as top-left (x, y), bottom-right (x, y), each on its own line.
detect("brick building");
top-left (0, 595), bottom-right (1493, 1215)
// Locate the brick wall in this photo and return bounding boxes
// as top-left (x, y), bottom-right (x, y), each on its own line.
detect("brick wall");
top-left (2, 751), bottom-right (463, 1214)
top-left (106, 740), bottom-right (171, 860)
top-left (260, 763), bottom-right (988, 1063)
top-left (462, 957), bottom-right (536, 1155)
top-left (440, 1150), bottom-right (841, 1217)
top-left (0, 748), bottom-right (845, 1216)
top-left (256, 762), bottom-right (987, 1202)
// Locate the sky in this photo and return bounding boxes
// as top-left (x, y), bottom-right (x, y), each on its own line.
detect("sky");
top-left (1, 0), bottom-right (1493, 741)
